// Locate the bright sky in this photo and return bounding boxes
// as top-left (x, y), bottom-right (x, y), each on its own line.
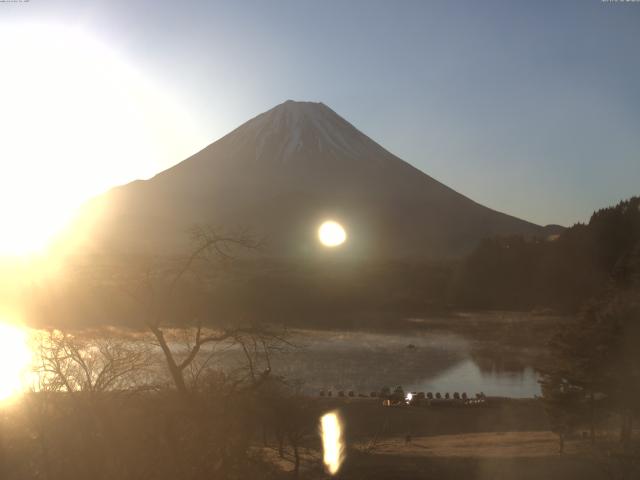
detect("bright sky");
top-left (0, 0), bottom-right (639, 255)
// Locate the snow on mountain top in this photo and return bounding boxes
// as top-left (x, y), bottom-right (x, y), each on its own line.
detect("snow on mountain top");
top-left (242, 100), bottom-right (383, 163)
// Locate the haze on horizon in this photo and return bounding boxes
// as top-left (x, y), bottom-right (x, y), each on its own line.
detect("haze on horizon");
top-left (0, 0), bottom-right (639, 256)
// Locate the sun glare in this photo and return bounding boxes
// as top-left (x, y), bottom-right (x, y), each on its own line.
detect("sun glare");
top-left (0, 23), bottom-right (204, 257)
top-left (320, 411), bottom-right (345, 475)
top-left (318, 220), bottom-right (347, 247)
top-left (0, 322), bottom-right (32, 402)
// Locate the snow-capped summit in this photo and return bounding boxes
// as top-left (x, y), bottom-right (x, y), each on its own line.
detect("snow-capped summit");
top-left (244, 100), bottom-right (378, 162)
top-left (79, 100), bottom-right (561, 259)
top-left (203, 100), bottom-right (390, 166)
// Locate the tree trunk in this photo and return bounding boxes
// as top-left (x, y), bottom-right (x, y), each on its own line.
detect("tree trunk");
top-left (150, 325), bottom-right (189, 395)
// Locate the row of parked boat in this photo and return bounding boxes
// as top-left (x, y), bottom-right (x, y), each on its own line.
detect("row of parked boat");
top-left (319, 386), bottom-right (488, 407)
top-left (389, 390), bottom-right (488, 407)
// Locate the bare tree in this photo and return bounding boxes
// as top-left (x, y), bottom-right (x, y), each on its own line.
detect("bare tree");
top-left (114, 226), bottom-right (292, 397)
top-left (24, 330), bottom-right (153, 480)
top-left (35, 330), bottom-right (151, 394)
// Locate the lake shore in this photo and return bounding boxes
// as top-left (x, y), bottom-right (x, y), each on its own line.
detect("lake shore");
top-left (261, 397), bottom-right (636, 480)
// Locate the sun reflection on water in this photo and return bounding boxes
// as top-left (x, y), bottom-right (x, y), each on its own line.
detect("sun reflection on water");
top-left (0, 322), bottom-right (33, 403)
top-left (320, 411), bottom-right (345, 475)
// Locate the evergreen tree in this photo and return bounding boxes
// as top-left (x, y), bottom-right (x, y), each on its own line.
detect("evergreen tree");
top-left (540, 240), bottom-right (640, 450)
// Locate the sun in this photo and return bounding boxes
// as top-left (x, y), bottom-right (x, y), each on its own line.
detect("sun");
top-left (318, 220), bottom-right (347, 247)
top-left (0, 322), bottom-right (33, 402)
top-left (0, 23), bottom-right (204, 257)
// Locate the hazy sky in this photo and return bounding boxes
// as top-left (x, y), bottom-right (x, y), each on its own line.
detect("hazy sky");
top-left (3, 0), bottom-right (639, 227)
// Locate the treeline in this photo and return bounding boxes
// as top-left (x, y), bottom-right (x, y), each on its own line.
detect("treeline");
top-left (28, 197), bottom-right (640, 331)
top-left (452, 197), bottom-right (640, 312)
top-left (29, 256), bottom-right (454, 330)
top-left (453, 196), bottom-right (640, 457)
top-left (538, 238), bottom-right (640, 458)
top-left (213, 259), bottom-right (452, 327)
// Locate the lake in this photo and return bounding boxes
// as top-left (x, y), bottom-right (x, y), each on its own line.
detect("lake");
top-left (272, 329), bottom-right (542, 398)
top-left (18, 325), bottom-right (543, 399)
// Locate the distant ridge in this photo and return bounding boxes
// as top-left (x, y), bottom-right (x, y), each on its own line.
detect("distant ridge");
top-left (78, 100), bottom-right (562, 259)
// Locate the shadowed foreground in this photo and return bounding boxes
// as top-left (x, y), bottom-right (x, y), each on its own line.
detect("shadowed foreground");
top-left (259, 399), bottom-right (639, 480)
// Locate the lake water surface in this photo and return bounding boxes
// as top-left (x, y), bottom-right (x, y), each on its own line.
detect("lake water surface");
top-left (21, 326), bottom-right (542, 398)
top-left (274, 330), bottom-right (542, 398)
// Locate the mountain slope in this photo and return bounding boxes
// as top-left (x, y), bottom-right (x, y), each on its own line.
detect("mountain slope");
top-left (79, 100), bottom-right (560, 259)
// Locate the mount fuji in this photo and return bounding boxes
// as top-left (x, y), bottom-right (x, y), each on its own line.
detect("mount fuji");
top-left (79, 100), bottom-right (560, 259)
